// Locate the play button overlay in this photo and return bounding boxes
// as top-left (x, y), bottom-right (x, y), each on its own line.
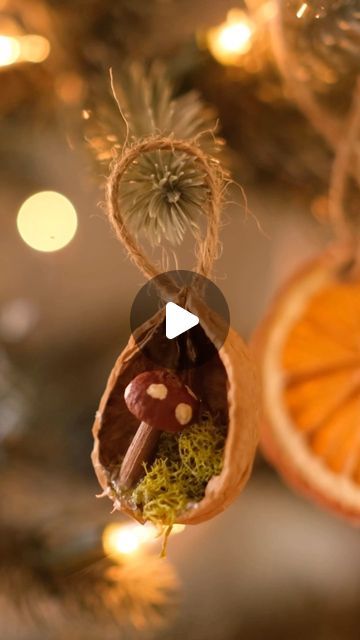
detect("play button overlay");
top-left (165, 302), bottom-right (199, 339)
top-left (130, 270), bottom-right (230, 369)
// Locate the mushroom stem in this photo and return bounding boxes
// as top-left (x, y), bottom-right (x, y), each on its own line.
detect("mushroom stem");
top-left (119, 422), bottom-right (160, 490)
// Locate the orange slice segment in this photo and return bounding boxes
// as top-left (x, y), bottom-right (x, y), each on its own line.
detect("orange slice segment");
top-left (253, 250), bottom-right (360, 522)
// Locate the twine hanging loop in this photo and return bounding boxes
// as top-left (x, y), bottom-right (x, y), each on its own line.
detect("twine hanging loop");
top-left (107, 136), bottom-right (225, 286)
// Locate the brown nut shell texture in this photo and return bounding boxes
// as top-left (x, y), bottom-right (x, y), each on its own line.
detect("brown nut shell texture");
top-left (92, 294), bottom-right (260, 525)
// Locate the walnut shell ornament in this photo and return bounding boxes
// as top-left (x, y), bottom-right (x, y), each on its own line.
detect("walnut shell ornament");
top-left (91, 125), bottom-right (261, 529)
top-left (92, 294), bottom-right (260, 525)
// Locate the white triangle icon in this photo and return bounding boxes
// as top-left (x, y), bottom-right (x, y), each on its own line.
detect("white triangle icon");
top-left (165, 302), bottom-right (199, 339)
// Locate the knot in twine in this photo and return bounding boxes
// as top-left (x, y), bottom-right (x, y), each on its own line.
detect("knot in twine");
top-left (107, 136), bottom-right (225, 295)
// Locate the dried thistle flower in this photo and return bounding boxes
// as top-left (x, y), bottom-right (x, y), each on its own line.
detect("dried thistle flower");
top-left (85, 62), bottom-right (224, 246)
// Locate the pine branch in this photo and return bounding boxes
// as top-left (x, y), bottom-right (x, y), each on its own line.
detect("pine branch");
top-left (0, 521), bottom-right (178, 634)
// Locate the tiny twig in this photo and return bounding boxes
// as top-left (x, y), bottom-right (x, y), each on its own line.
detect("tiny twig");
top-left (109, 67), bottom-right (130, 149)
top-left (119, 422), bottom-right (159, 490)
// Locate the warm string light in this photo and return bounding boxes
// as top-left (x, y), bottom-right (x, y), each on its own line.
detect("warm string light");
top-left (102, 522), bottom-right (185, 559)
top-left (296, 3), bottom-right (309, 19)
top-left (0, 35), bottom-right (20, 66)
top-left (206, 9), bottom-right (254, 66)
top-left (17, 191), bottom-right (78, 252)
top-left (205, 4), bottom-right (276, 70)
top-left (19, 34), bottom-right (50, 63)
top-left (0, 33), bottom-right (50, 67)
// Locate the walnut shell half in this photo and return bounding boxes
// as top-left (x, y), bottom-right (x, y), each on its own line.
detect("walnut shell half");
top-left (91, 294), bottom-right (260, 525)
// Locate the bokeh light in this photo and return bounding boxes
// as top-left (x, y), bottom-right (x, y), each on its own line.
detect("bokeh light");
top-left (0, 33), bottom-right (50, 67)
top-left (20, 35), bottom-right (50, 63)
top-left (296, 3), bottom-right (309, 19)
top-left (0, 298), bottom-right (38, 342)
top-left (55, 71), bottom-right (85, 105)
top-left (0, 35), bottom-right (20, 67)
top-left (102, 523), bottom-right (156, 557)
top-left (102, 522), bottom-right (185, 559)
top-left (207, 10), bottom-right (254, 66)
top-left (17, 191), bottom-right (78, 252)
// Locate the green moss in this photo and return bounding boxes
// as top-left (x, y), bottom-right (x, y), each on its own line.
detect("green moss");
top-left (131, 415), bottom-right (226, 534)
top-left (179, 418), bottom-right (225, 482)
top-left (156, 431), bottom-right (181, 464)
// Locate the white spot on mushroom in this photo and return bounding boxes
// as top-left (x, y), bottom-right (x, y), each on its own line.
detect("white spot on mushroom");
top-left (124, 382), bottom-right (132, 401)
top-left (175, 402), bottom-right (193, 425)
top-left (146, 383), bottom-right (168, 400)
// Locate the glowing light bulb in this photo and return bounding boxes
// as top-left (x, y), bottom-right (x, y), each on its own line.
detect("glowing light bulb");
top-left (102, 523), bottom-right (156, 558)
top-left (17, 191), bottom-right (78, 252)
top-left (102, 522), bottom-right (186, 559)
top-left (217, 22), bottom-right (252, 54)
top-left (207, 10), bottom-right (254, 66)
top-left (0, 35), bottom-right (20, 67)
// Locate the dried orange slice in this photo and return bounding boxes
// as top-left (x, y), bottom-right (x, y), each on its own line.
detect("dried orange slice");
top-left (253, 248), bottom-right (360, 522)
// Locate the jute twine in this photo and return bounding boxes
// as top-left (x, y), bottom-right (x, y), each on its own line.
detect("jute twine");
top-left (107, 136), bottom-right (225, 291)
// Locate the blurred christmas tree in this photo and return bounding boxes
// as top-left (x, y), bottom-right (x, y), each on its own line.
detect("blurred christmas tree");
top-left (0, 464), bottom-right (179, 639)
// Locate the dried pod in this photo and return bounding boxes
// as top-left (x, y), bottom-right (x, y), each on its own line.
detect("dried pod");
top-left (92, 294), bottom-right (260, 525)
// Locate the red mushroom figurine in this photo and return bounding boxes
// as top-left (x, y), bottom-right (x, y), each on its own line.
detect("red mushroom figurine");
top-left (120, 369), bottom-right (199, 489)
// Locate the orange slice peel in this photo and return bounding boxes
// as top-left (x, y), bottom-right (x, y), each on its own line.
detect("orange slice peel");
top-left (252, 246), bottom-right (360, 523)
